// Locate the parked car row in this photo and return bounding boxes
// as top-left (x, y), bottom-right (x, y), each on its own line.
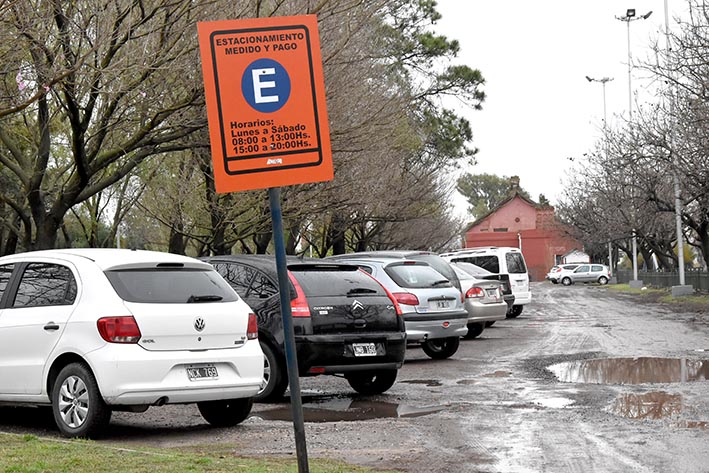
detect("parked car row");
top-left (0, 246), bottom-right (531, 438)
top-left (440, 246), bottom-right (532, 317)
top-left (546, 263), bottom-right (611, 286)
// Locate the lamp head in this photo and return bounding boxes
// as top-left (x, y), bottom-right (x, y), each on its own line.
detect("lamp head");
top-left (586, 76), bottom-right (593, 82)
top-left (642, 11), bottom-right (653, 19)
top-left (626, 8), bottom-right (636, 18)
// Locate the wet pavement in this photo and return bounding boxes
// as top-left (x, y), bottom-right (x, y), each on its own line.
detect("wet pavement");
top-left (2, 282), bottom-right (708, 472)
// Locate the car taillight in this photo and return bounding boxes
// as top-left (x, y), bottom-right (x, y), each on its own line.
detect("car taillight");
top-left (287, 271), bottom-right (311, 317)
top-left (97, 316), bottom-right (141, 343)
top-left (393, 292), bottom-right (419, 306)
top-left (359, 269), bottom-right (403, 316)
top-left (466, 287), bottom-right (485, 299)
top-left (247, 312), bottom-right (258, 340)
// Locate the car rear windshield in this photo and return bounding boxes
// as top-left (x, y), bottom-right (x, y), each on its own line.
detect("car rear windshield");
top-left (105, 268), bottom-right (238, 303)
top-left (289, 267), bottom-right (385, 297)
top-left (384, 263), bottom-right (452, 289)
top-left (505, 253), bottom-right (527, 274)
top-left (406, 254), bottom-right (461, 290)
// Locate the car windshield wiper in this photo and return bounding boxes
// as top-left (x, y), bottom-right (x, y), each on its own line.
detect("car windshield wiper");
top-left (431, 280), bottom-right (451, 287)
top-left (186, 294), bottom-right (223, 303)
top-left (347, 288), bottom-right (378, 295)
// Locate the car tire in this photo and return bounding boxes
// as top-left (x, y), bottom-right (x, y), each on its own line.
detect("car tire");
top-left (51, 362), bottom-right (111, 438)
top-left (464, 322), bottom-right (485, 339)
top-left (507, 305), bottom-right (524, 318)
top-left (561, 277), bottom-right (572, 286)
top-left (485, 321), bottom-right (495, 327)
top-left (345, 369), bottom-right (398, 395)
top-left (255, 342), bottom-right (288, 402)
top-left (197, 398), bottom-right (253, 427)
top-left (421, 336), bottom-right (460, 359)
top-left (598, 276), bottom-right (609, 285)
top-left (551, 280), bottom-right (558, 284)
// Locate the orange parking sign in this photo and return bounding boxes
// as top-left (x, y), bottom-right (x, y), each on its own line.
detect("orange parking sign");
top-left (198, 15), bottom-right (333, 193)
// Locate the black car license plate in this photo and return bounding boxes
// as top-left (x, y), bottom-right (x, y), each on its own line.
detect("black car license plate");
top-left (186, 365), bottom-right (218, 381)
top-left (352, 343), bottom-right (378, 357)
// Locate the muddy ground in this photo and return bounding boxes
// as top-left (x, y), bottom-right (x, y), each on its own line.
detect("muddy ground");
top-left (2, 282), bottom-right (709, 472)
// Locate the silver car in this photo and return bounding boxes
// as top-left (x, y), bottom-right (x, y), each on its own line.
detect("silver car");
top-left (451, 263), bottom-right (507, 338)
top-left (559, 264), bottom-right (611, 286)
top-left (326, 256), bottom-right (468, 359)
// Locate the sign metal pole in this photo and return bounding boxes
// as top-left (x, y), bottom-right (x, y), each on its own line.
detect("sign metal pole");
top-left (268, 187), bottom-right (309, 472)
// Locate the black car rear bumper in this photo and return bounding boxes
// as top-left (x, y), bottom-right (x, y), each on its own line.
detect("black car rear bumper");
top-left (294, 332), bottom-right (406, 375)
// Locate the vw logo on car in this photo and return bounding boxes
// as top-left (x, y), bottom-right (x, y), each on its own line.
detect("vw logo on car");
top-left (194, 317), bottom-right (206, 332)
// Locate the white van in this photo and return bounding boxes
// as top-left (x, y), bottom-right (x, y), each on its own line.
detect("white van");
top-left (440, 247), bottom-right (531, 317)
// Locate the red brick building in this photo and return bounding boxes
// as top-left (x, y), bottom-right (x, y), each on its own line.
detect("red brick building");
top-left (462, 185), bottom-right (583, 282)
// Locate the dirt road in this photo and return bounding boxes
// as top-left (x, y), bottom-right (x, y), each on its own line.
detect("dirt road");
top-left (3, 282), bottom-right (709, 472)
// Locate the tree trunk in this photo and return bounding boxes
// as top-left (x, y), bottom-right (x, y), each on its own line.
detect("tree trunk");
top-left (327, 214), bottom-right (347, 255)
top-left (198, 149), bottom-right (228, 255)
top-left (32, 216), bottom-right (61, 250)
top-left (168, 225), bottom-right (187, 255)
top-left (285, 223), bottom-right (300, 256)
top-left (253, 231), bottom-right (272, 254)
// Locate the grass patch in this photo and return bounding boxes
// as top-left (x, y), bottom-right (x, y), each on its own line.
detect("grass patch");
top-left (607, 284), bottom-right (709, 312)
top-left (606, 284), bottom-right (668, 295)
top-left (0, 433), bottom-right (390, 473)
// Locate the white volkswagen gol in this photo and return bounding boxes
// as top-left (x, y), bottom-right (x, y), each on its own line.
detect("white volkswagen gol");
top-left (0, 249), bottom-right (263, 438)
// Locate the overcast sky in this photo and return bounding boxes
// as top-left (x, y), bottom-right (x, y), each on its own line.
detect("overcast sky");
top-left (434, 0), bottom-right (686, 218)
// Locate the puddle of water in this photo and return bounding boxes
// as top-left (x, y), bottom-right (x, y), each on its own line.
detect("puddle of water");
top-left (251, 399), bottom-right (445, 423)
top-left (548, 357), bottom-right (709, 385)
top-left (610, 391), bottom-right (709, 429)
top-left (399, 379), bottom-right (443, 387)
top-left (610, 391), bottom-right (682, 420)
top-left (534, 397), bottom-right (575, 409)
top-left (675, 420), bottom-right (709, 429)
top-left (457, 379), bottom-right (477, 385)
top-left (483, 370), bottom-right (512, 378)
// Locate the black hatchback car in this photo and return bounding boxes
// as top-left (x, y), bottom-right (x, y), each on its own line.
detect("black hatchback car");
top-left (203, 255), bottom-right (407, 401)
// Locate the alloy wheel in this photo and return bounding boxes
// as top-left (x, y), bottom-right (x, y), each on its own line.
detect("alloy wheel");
top-left (58, 375), bottom-right (89, 429)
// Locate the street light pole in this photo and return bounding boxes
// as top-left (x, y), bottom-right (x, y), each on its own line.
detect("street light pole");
top-left (663, 0), bottom-right (692, 295)
top-left (616, 9), bottom-right (653, 119)
top-left (616, 8), bottom-right (652, 287)
top-left (585, 76), bottom-right (613, 133)
top-left (586, 75), bottom-right (615, 277)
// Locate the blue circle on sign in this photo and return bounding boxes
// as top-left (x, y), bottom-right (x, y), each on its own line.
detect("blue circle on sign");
top-left (242, 58), bottom-right (291, 113)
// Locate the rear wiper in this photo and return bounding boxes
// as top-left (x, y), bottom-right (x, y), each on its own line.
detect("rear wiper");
top-left (347, 288), bottom-right (378, 295)
top-left (431, 280), bottom-right (451, 287)
top-left (187, 294), bottom-right (223, 303)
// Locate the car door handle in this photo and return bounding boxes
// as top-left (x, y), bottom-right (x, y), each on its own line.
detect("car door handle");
top-left (44, 323), bottom-right (60, 331)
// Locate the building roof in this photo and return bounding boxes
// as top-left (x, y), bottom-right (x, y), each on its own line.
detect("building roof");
top-left (463, 190), bottom-right (543, 234)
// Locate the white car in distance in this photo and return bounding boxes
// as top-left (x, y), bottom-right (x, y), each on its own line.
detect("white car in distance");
top-left (0, 249), bottom-right (263, 438)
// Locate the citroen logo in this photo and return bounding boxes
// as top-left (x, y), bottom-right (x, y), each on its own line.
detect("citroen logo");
top-left (351, 300), bottom-right (364, 312)
top-left (194, 317), bottom-right (205, 332)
